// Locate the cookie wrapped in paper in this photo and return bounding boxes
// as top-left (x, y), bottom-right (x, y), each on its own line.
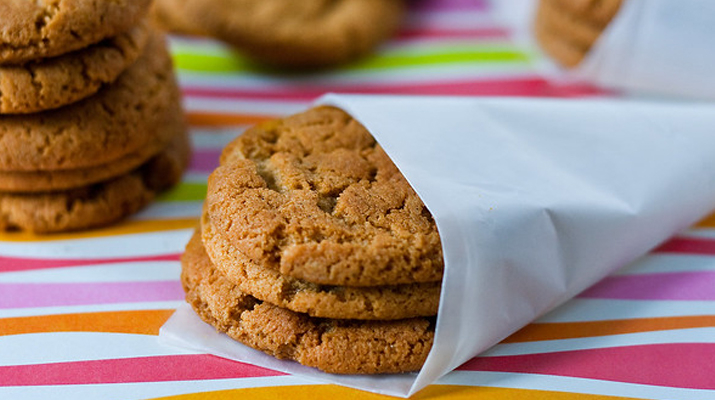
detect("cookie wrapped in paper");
top-left (161, 94), bottom-right (715, 397)
top-left (528, 0), bottom-right (715, 99)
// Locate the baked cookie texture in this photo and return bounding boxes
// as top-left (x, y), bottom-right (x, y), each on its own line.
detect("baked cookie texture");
top-left (151, 0), bottom-right (207, 37)
top-left (172, 0), bottom-right (406, 68)
top-left (535, 0), bottom-right (623, 67)
top-left (206, 106), bottom-right (443, 287)
top-left (0, 0), bottom-right (153, 65)
top-left (0, 5), bottom-right (188, 233)
top-left (183, 231), bottom-right (435, 374)
top-left (184, 106), bottom-right (442, 374)
top-left (0, 19), bottom-right (150, 114)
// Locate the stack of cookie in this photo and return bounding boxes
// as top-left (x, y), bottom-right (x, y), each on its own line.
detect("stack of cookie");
top-left (534, 0), bottom-right (624, 67)
top-left (0, 1), bottom-right (189, 233)
top-left (152, 0), bottom-right (406, 69)
top-left (182, 106), bottom-right (443, 374)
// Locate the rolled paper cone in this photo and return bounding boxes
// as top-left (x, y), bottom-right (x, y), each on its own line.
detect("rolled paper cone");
top-left (161, 94), bottom-right (715, 397)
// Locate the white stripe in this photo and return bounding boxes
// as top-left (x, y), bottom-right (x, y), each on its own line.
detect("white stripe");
top-left (0, 376), bottom-right (311, 400)
top-left (0, 301), bottom-right (182, 318)
top-left (131, 202), bottom-right (203, 221)
top-left (179, 172), bottom-right (210, 183)
top-left (482, 327), bottom-right (715, 357)
top-left (182, 96), bottom-right (306, 116)
top-left (615, 253), bottom-right (715, 275)
top-left (538, 298), bottom-right (715, 323)
top-left (190, 129), bottom-right (244, 149)
top-left (679, 228), bottom-right (715, 240)
top-left (0, 261), bottom-right (179, 283)
top-left (0, 229), bottom-right (193, 259)
top-left (0, 332), bottom-right (198, 366)
top-left (437, 371), bottom-right (715, 400)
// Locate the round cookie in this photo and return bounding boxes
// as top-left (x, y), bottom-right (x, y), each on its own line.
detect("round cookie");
top-left (0, 98), bottom-right (184, 192)
top-left (201, 211), bottom-right (441, 320)
top-left (181, 0), bottom-right (406, 68)
top-left (0, 19), bottom-right (150, 114)
top-left (151, 0), bottom-right (207, 36)
top-left (0, 0), bottom-right (153, 65)
top-left (182, 231), bottom-right (435, 374)
top-left (535, 0), bottom-right (623, 67)
top-left (0, 127), bottom-right (190, 233)
top-left (0, 29), bottom-right (177, 172)
top-left (206, 106), bottom-right (444, 287)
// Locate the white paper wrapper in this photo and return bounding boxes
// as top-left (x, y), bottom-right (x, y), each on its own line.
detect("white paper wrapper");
top-left (160, 94), bottom-right (715, 397)
top-left (496, 0), bottom-right (715, 100)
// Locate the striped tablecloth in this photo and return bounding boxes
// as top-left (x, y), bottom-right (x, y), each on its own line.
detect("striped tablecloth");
top-left (1, 1), bottom-right (713, 399)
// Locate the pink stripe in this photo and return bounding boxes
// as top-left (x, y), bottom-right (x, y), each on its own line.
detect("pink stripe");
top-left (459, 343), bottom-right (715, 389)
top-left (182, 78), bottom-right (607, 102)
top-left (0, 281), bottom-right (184, 308)
top-left (0, 354), bottom-right (283, 386)
top-left (579, 271), bottom-right (715, 301)
top-left (189, 149), bottom-right (222, 173)
top-left (0, 254), bottom-right (181, 273)
top-left (656, 237), bottom-right (715, 256)
top-left (395, 27), bottom-right (509, 41)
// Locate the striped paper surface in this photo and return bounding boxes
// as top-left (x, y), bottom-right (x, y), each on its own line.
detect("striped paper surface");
top-left (1, 1), bottom-right (713, 399)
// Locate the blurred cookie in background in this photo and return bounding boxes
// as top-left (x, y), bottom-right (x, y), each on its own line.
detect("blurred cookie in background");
top-left (154, 0), bottom-right (406, 69)
top-left (534, 0), bottom-right (623, 67)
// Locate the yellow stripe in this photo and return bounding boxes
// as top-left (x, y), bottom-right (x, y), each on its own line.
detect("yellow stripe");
top-left (149, 385), bottom-right (641, 400)
top-left (0, 218), bottom-right (199, 242)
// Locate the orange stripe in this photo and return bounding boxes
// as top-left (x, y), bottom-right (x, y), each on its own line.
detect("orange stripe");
top-left (695, 212), bottom-right (715, 228)
top-left (0, 309), bottom-right (175, 336)
top-left (0, 217), bottom-right (199, 242)
top-left (503, 315), bottom-right (715, 343)
top-left (148, 385), bottom-right (641, 400)
top-left (187, 112), bottom-right (273, 127)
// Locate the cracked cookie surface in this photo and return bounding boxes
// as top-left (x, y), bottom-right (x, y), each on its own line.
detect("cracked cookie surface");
top-left (0, 19), bottom-right (150, 114)
top-left (0, 29), bottom-right (176, 172)
top-left (0, 0), bottom-right (152, 65)
top-left (202, 212), bottom-right (440, 320)
top-left (206, 106), bottom-right (443, 287)
top-left (181, 0), bottom-right (406, 68)
top-left (182, 231), bottom-right (435, 374)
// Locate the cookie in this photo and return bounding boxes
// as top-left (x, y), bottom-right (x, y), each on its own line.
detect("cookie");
top-left (0, 98), bottom-right (183, 192)
top-left (181, 0), bottom-right (406, 68)
top-left (201, 210), bottom-right (440, 320)
top-left (151, 0), bottom-right (207, 36)
top-left (0, 0), bottom-right (153, 65)
top-left (0, 126), bottom-right (190, 233)
top-left (535, 0), bottom-right (623, 67)
top-left (206, 106), bottom-right (443, 287)
top-left (182, 230), bottom-right (434, 374)
top-left (0, 19), bottom-right (150, 114)
top-left (0, 28), bottom-right (177, 172)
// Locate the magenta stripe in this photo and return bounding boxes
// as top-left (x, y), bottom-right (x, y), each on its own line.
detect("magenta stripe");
top-left (182, 78), bottom-right (607, 102)
top-left (579, 271), bottom-right (715, 301)
top-left (0, 254), bottom-right (181, 274)
top-left (459, 343), bottom-right (715, 389)
top-left (656, 237), bottom-right (715, 256)
top-left (0, 354), bottom-right (283, 386)
top-left (0, 281), bottom-right (184, 308)
top-left (395, 27), bottom-right (509, 41)
top-left (189, 149), bottom-right (222, 173)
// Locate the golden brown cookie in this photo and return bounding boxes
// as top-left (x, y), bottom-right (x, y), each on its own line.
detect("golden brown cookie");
top-left (181, 0), bottom-right (406, 68)
top-left (0, 19), bottom-right (150, 114)
top-left (151, 0), bottom-right (207, 36)
top-left (0, 127), bottom-right (190, 233)
top-left (0, 0), bottom-right (153, 65)
top-left (0, 98), bottom-right (184, 193)
top-left (182, 230), bottom-right (435, 374)
top-left (0, 29), bottom-right (177, 172)
top-left (201, 210), bottom-right (440, 320)
top-left (206, 106), bottom-right (444, 287)
top-left (535, 0), bottom-right (623, 67)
